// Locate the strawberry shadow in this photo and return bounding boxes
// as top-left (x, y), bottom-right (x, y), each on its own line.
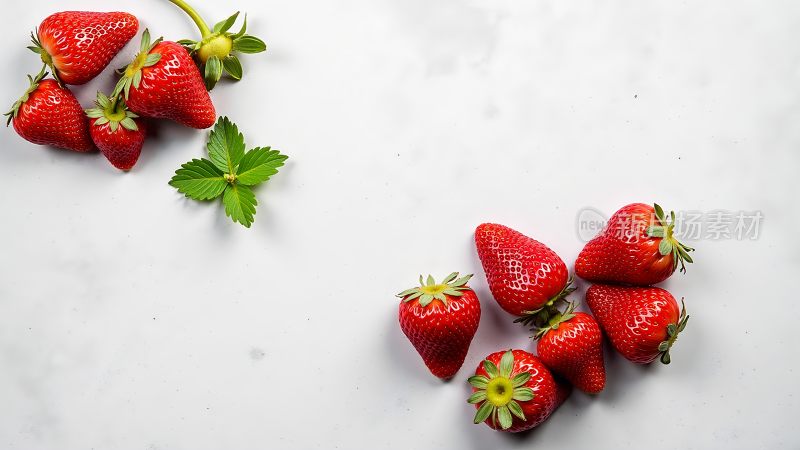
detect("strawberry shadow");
top-left (383, 307), bottom-right (445, 388)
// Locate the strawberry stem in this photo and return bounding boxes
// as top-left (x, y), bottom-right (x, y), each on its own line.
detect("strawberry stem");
top-left (167, 0), bottom-right (212, 37)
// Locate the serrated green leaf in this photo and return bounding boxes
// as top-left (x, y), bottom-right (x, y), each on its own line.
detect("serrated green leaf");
top-left (473, 401), bottom-right (493, 424)
top-left (235, 147), bottom-right (287, 185)
top-left (512, 387), bottom-right (534, 401)
top-left (223, 54), bottom-right (243, 80)
top-left (207, 117), bottom-right (246, 174)
top-left (499, 350), bottom-right (514, 378)
top-left (213, 11), bottom-right (240, 34)
top-left (468, 375), bottom-right (489, 389)
top-left (234, 35), bottom-right (266, 53)
top-left (222, 183), bottom-right (257, 227)
top-left (169, 159), bottom-right (227, 200)
top-left (467, 391), bottom-right (487, 404)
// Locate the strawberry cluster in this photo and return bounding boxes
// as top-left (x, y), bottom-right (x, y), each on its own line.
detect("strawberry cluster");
top-left (397, 202), bottom-right (695, 433)
top-left (6, 4), bottom-right (265, 171)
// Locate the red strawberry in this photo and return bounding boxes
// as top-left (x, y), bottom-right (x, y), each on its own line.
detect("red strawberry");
top-left (535, 303), bottom-right (605, 394)
top-left (586, 284), bottom-right (689, 364)
top-left (4, 68), bottom-right (94, 152)
top-left (397, 273), bottom-right (481, 379)
top-left (468, 349), bottom-right (557, 432)
top-left (30, 11), bottom-right (138, 85)
top-left (85, 92), bottom-right (145, 170)
top-left (576, 203), bottom-right (694, 285)
top-left (114, 30), bottom-right (216, 129)
top-left (475, 223), bottom-right (572, 323)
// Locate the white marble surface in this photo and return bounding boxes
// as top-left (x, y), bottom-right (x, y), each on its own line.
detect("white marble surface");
top-left (1, 1), bottom-right (799, 449)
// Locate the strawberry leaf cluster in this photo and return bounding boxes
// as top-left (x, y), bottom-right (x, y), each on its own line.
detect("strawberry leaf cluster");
top-left (169, 117), bottom-right (287, 227)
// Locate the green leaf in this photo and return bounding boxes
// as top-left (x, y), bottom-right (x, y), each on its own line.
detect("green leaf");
top-left (169, 159), bottom-right (227, 200)
top-left (396, 288), bottom-right (417, 297)
top-left (419, 294), bottom-right (433, 306)
top-left (660, 352), bottom-right (671, 364)
top-left (511, 372), bottom-right (531, 387)
top-left (646, 226), bottom-right (665, 238)
top-left (204, 55), bottom-right (223, 90)
top-left (452, 275), bottom-right (472, 287)
top-left (508, 401), bottom-right (525, 421)
top-left (497, 406), bottom-right (512, 429)
top-left (120, 117), bottom-right (138, 131)
top-left (483, 360), bottom-right (499, 378)
top-left (473, 401), bottom-right (493, 424)
top-left (223, 54), bottom-right (243, 80)
top-left (467, 391), bottom-right (487, 404)
top-left (222, 183), bottom-right (257, 227)
top-left (232, 14), bottom-right (248, 39)
top-left (426, 275), bottom-right (435, 286)
top-left (658, 341), bottom-right (669, 352)
top-left (467, 375), bottom-right (489, 389)
top-left (658, 238), bottom-right (673, 256)
top-left (667, 323), bottom-right (677, 336)
top-left (441, 272), bottom-right (458, 284)
top-left (207, 117), bottom-right (246, 174)
top-left (234, 35), bottom-right (267, 53)
top-left (213, 11), bottom-right (240, 34)
top-left (654, 203), bottom-right (665, 221)
top-left (512, 387), bottom-right (534, 401)
top-left (499, 350), bottom-right (514, 378)
top-left (235, 147), bottom-right (287, 185)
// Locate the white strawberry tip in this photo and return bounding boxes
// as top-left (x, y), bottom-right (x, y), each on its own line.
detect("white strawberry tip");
top-left (646, 203), bottom-right (695, 273)
top-left (468, 350), bottom-right (535, 430)
top-left (658, 298), bottom-right (689, 364)
top-left (85, 92), bottom-right (139, 133)
top-left (396, 272), bottom-right (472, 307)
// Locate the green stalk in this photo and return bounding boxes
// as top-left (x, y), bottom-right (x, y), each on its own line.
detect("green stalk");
top-left (167, 0), bottom-right (211, 37)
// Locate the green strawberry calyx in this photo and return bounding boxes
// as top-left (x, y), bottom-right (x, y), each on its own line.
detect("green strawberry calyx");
top-left (513, 275), bottom-right (576, 328)
top-left (468, 350), bottom-right (535, 430)
top-left (396, 273), bottom-right (472, 307)
top-left (27, 30), bottom-right (64, 86)
top-left (113, 29), bottom-right (163, 100)
top-left (531, 301), bottom-right (578, 340)
top-left (4, 66), bottom-right (48, 126)
top-left (85, 92), bottom-right (139, 132)
top-left (167, 0), bottom-right (267, 90)
top-left (658, 298), bottom-right (689, 364)
top-left (646, 203), bottom-right (695, 273)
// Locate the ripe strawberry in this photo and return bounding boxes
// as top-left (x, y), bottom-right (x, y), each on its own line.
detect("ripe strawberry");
top-left (575, 203), bottom-right (695, 285)
top-left (4, 68), bottom-right (94, 152)
top-left (535, 303), bottom-right (605, 394)
top-left (397, 273), bottom-right (480, 379)
top-left (85, 92), bottom-right (145, 170)
top-left (475, 223), bottom-right (572, 323)
top-left (114, 30), bottom-right (216, 129)
top-left (29, 11), bottom-right (138, 85)
top-left (468, 349), bottom-right (557, 432)
top-left (586, 284), bottom-right (689, 364)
